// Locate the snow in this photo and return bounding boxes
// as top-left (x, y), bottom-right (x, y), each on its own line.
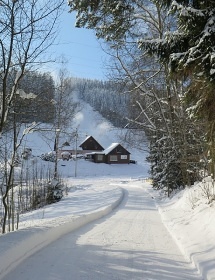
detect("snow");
top-left (0, 101), bottom-right (214, 280)
top-left (149, 182), bottom-right (215, 280)
top-left (16, 89), bottom-right (37, 99)
top-left (103, 142), bottom-right (119, 154)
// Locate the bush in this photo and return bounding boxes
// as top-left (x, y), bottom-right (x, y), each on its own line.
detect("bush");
top-left (40, 151), bottom-right (56, 162)
top-left (46, 179), bottom-right (63, 204)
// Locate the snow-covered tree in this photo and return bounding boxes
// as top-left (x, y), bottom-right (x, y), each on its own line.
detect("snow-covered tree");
top-left (141, 0), bottom-right (215, 177)
top-left (151, 0), bottom-right (215, 83)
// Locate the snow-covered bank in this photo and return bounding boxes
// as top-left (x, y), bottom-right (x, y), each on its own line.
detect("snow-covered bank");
top-left (148, 183), bottom-right (215, 280)
top-left (0, 186), bottom-right (124, 279)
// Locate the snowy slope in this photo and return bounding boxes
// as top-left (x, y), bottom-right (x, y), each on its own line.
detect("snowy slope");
top-left (22, 101), bottom-right (149, 163)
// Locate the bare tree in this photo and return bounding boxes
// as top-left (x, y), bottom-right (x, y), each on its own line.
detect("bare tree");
top-left (53, 68), bottom-right (80, 179)
top-left (0, 0), bottom-right (64, 234)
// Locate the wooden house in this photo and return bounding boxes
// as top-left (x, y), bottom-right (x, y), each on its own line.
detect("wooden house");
top-left (79, 136), bottom-right (104, 151)
top-left (86, 143), bottom-right (130, 164)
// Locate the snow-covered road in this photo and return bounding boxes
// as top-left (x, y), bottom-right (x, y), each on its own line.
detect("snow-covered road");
top-left (3, 183), bottom-right (202, 280)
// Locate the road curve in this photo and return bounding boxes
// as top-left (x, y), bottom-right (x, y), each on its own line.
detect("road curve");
top-left (3, 181), bottom-right (202, 280)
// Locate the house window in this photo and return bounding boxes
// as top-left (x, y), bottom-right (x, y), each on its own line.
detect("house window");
top-left (110, 155), bottom-right (117, 161)
top-left (97, 154), bottom-right (103, 161)
top-left (121, 155), bottom-right (127, 160)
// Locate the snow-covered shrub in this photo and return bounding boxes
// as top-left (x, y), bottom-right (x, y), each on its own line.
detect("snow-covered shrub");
top-left (46, 179), bottom-right (63, 204)
top-left (40, 151), bottom-right (56, 162)
top-left (61, 151), bottom-right (72, 161)
top-left (200, 176), bottom-right (215, 203)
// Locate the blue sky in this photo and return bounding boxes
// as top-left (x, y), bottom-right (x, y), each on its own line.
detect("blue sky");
top-left (45, 6), bottom-right (108, 81)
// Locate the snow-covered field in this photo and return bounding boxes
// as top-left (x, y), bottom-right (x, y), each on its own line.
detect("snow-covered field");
top-left (0, 102), bottom-right (215, 280)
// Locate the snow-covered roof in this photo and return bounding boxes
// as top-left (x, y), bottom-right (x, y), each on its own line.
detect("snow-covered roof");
top-left (103, 143), bottom-right (120, 155)
top-left (85, 143), bottom-right (121, 155)
top-left (79, 135), bottom-right (91, 147)
top-left (79, 135), bottom-right (104, 150)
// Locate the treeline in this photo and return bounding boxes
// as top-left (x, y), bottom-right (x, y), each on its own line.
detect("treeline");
top-left (72, 78), bottom-right (130, 127)
top-left (8, 72), bottom-right (128, 131)
top-left (6, 70), bottom-right (55, 126)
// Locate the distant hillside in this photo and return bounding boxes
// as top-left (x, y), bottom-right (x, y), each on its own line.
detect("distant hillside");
top-left (21, 100), bottom-right (148, 167)
top-left (71, 77), bottom-right (130, 128)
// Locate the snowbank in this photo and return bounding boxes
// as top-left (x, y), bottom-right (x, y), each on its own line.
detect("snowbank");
top-left (0, 187), bottom-right (124, 279)
top-left (147, 183), bottom-right (215, 280)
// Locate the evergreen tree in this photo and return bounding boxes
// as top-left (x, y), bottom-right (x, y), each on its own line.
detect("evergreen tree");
top-left (12, 71), bottom-right (55, 123)
top-left (148, 0), bottom-right (215, 82)
top-left (69, 0), bottom-right (133, 41)
top-left (147, 0), bottom-right (215, 176)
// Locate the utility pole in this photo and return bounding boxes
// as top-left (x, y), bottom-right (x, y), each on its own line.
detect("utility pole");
top-left (74, 128), bottom-right (78, 177)
top-left (54, 128), bottom-right (60, 179)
